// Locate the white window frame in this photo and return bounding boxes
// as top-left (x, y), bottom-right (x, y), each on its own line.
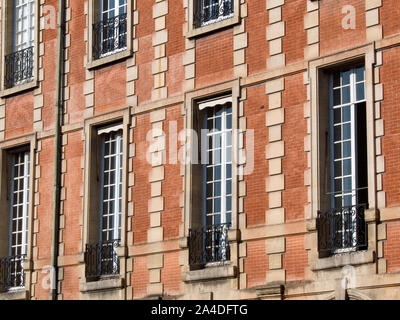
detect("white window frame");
top-left (98, 0), bottom-right (127, 59)
top-left (202, 101), bottom-right (232, 265)
top-left (99, 129), bottom-right (123, 243)
top-left (8, 150), bottom-right (30, 290)
top-left (199, 0), bottom-right (234, 27)
top-left (329, 67), bottom-right (366, 253)
top-left (13, 0), bottom-right (35, 53)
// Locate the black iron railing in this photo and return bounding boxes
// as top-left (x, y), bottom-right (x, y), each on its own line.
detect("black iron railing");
top-left (317, 205), bottom-right (367, 256)
top-left (188, 223), bottom-right (230, 268)
top-left (194, 0), bottom-right (234, 28)
top-left (84, 240), bottom-right (120, 281)
top-left (4, 47), bottom-right (34, 89)
top-left (92, 13), bottom-right (127, 60)
top-left (0, 255), bottom-right (26, 293)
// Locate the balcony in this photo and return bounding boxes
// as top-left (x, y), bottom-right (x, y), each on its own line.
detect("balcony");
top-left (84, 240), bottom-right (120, 282)
top-left (194, 0), bottom-right (234, 28)
top-left (4, 47), bottom-right (34, 89)
top-left (188, 223), bottom-right (230, 269)
top-left (92, 13), bottom-right (127, 60)
top-left (0, 255), bottom-right (26, 293)
top-left (317, 205), bottom-right (367, 257)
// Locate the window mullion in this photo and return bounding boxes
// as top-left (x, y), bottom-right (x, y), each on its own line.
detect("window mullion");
top-left (21, 152), bottom-right (30, 256)
top-left (99, 137), bottom-right (106, 243)
top-left (114, 134), bottom-right (122, 241)
top-left (221, 110), bottom-right (226, 226)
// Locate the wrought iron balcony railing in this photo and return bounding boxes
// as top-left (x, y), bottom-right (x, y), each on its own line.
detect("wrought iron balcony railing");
top-left (92, 13), bottom-right (127, 60)
top-left (188, 223), bottom-right (230, 269)
top-left (194, 0), bottom-right (234, 28)
top-left (4, 47), bottom-right (34, 89)
top-left (0, 254), bottom-right (26, 293)
top-left (317, 205), bottom-right (367, 256)
top-left (84, 240), bottom-right (120, 281)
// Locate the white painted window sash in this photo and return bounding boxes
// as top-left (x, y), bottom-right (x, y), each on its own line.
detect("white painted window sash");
top-left (99, 131), bottom-right (123, 243)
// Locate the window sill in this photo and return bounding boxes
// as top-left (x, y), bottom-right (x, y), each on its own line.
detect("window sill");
top-left (0, 80), bottom-right (38, 98)
top-left (311, 249), bottom-right (375, 271)
top-left (186, 15), bottom-right (240, 39)
top-left (86, 49), bottom-right (132, 70)
top-left (0, 288), bottom-right (29, 300)
top-left (183, 264), bottom-right (237, 283)
top-left (79, 276), bottom-right (125, 293)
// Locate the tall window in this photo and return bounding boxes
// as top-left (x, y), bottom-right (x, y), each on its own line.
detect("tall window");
top-left (84, 125), bottom-right (123, 281)
top-left (4, 0), bottom-right (35, 89)
top-left (100, 130), bottom-right (123, 242)
top-left (317, 65), bottom-right (368, 256)
top-left (14, 0), bottom-right (35, 53)
top-left (0, 150), bottom-right (30, 292)
top-left (194, 0), bottom-right (234, 28)
top-left (188, 98), bottom-right (233, 269)
top-left (204, 106), bottom-right (232, 231)
top-left (92, 0), bottom-right (127, 59)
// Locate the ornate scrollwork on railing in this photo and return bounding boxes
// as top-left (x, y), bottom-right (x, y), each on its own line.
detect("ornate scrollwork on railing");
top-left (317, 205), bottom-right (367, 256)
top-left (0, 254), bottom-right (26, 293)
top-left (4, 47), bottom-right (34, 89)
top-left (193, 0), bottom-right (234, 28)
top-left (84, 240), bottom-right (120, 281)
top-left (188, 223), bottom-right (230, 269)
top-left (92, 13), bottom-right (127, 60)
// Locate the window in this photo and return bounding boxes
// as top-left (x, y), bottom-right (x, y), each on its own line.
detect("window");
top-left (187, 0), bottom-right (239, 38)
top-left (188, 97), bottom-right (232, 269)
top-left (3, 0), bottom-right (35, 90)
top-left (84, 124), bottom-right (123, 281)
top-left (0, 149), bottom-right (30, 293)
top-left (317, 65), bottom-right (368, 257)
top-left (92, 0), bottom-right (127, 60)
top-left (194, 0), bottom-right (234, 28)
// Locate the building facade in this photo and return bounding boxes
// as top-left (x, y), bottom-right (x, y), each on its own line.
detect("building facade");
top-left (0, 0), bottom-right (399, 300)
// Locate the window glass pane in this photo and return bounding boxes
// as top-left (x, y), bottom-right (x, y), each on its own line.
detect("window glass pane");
top-left (342, 86), bottom-right (350, 104)
top-left (334, 161), bottom-right (342, 176)
top-left (343, 159), bottom-right (352, 176)
top-left (356, 83), bottom-right (365, 101)
top-left (355, 67), bottom-right (365, 82)
top-left (343, 141), bottom-right (351, 158)
top-left (343, 123), bottom-right (351, 140)
top-left (333, 90), bottom-right (341, 106)
top-left (342, 106), bottom-right (350, 122)
top-left (342, 70), bottom-right (351, 85)
top-left (334, 125), bottom-right (341, 141)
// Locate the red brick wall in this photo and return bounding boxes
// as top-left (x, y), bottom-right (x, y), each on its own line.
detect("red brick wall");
top-left (94, 62), bottom-right (127, 115)
top-left (245, 0), bottom-right (269, 76)
top-left (163, 105), bottom-right (183, 240)
top-left (196, 29), bottom-right (234, 88)
top-left (381, 0), bottom-right (400, 38)
top-left (283, 235), bottom-right (308, 282)
top-left (282, 74), bottom-right (307, 222)
top-left (319, 0), bottom-right (366, 56)
top-left (244, 240), bottom-right (269, 289)
top-left (41, 0), bottom-right (59, 131)
top-left (61, 266), bottom-right (80, 300)
top-left (384, 222), bottom-right (400, 273)
top-left (380, 48), bottom-right (400, 207)
top-left (132, 113), bottom-right (151, 244)
top-left (136, 0), bottom-right (154, 105)
top-left (160, 252), bottom-right (181, 296)
top-left (282, 0), bottom-right (307, 65)
top-left (5, 93), bottom-right (33, 139)
top-left (67, 0), bottom-right (86, 123)
top-left (165, 0), bottom-right (185, 96)
top-left (63, 131), bottom-right (83, 256)
top-left (244, 85), bottom-right (268, 227)
top-left (132, 256), bottom-right (149, 299)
